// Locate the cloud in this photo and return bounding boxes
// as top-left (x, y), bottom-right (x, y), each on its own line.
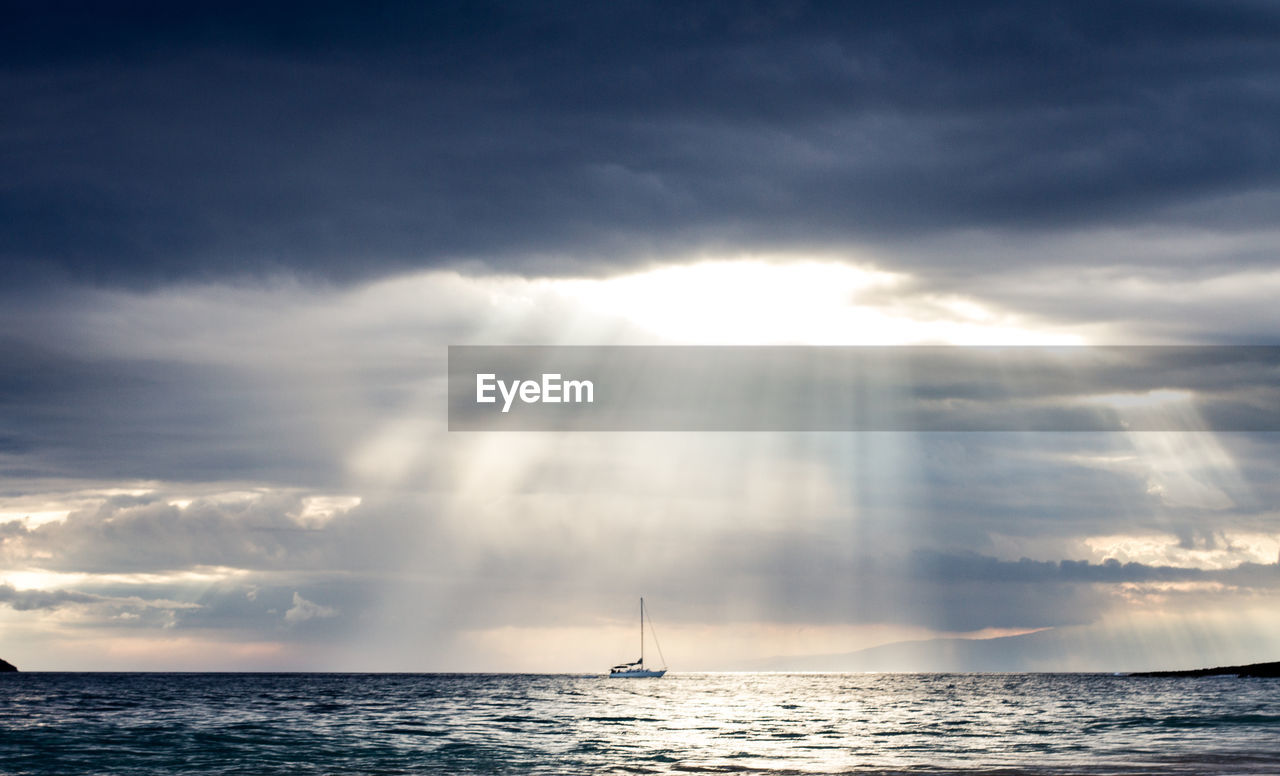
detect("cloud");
top-left (0, 491), bottom-right (414, 574)
top-left (284, 592), bottom-right (337, 625)
top-left (0, 582), bottom-right (104, 611)
top-left (5, 267), bottom-right (1280, 494)
top-left (1, 463), bottom-right (1275, 666)
top-left (1, 279), bottom-right (1276, 655)
top-left (0, 581), bottom-right (205, 635)
top-left (3, 1), bottom-right (1280, 285)
top-left (1, 422), bottom-right (1276, 641)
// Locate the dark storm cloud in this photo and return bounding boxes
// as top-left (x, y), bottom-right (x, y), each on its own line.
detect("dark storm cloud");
top-left (4, 0), bottom-right (1280, 284)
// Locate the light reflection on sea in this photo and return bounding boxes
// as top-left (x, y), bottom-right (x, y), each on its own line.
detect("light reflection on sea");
top-left (2, 672), bottom-right (1278, 775)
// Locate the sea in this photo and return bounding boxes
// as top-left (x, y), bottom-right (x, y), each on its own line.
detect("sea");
top-left (2, 672), bottom-right (1278, 775)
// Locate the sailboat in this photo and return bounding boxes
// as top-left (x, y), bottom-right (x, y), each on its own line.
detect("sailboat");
top-left (609, 598), bottom-right (667, 678)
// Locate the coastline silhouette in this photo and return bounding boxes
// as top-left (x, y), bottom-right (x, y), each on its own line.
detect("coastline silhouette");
top-left (1133, 660), bottom-right (1280, 678)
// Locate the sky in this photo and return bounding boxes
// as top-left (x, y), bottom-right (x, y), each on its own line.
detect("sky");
top-left (2, 0), bottom-right (1280, 672)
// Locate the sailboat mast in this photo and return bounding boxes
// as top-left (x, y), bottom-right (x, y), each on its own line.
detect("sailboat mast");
top-left (640, 597), bottom-right (644, 666)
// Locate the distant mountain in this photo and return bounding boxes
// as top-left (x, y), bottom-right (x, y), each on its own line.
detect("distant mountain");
top-left (745, 627), bottom-right (1278, 674)
top-left (0, 658), bottom-right (16, 672)
top-left (746, 629), bottom-right (1066, 672)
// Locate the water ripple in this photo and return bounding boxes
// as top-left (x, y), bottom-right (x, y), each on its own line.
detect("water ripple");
top-left (1, 673), bottom-right (1279, 775)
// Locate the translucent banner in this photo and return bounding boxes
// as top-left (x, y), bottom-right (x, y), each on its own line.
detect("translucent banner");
top-left (447, 346), bottom-right (1280, 431)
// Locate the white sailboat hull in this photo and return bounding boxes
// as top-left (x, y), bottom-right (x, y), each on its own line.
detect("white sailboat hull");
top-left (610, 598), bottom-right (667, 678)
top-left (609, 668), bottom-right (666, 678)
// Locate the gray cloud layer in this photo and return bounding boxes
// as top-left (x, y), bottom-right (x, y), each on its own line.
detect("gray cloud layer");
top-left (5, 1), bottom-right (1280, 284)
top-left (3, 487), bottom-right (1276, 638)
top-left (1, 493), bottom-right (414, 574)
top-left (0, 582), bottom-right (103, 611)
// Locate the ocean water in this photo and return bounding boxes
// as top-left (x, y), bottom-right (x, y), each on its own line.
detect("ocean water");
top-left (2, 673), bottom-right (1278, 775)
